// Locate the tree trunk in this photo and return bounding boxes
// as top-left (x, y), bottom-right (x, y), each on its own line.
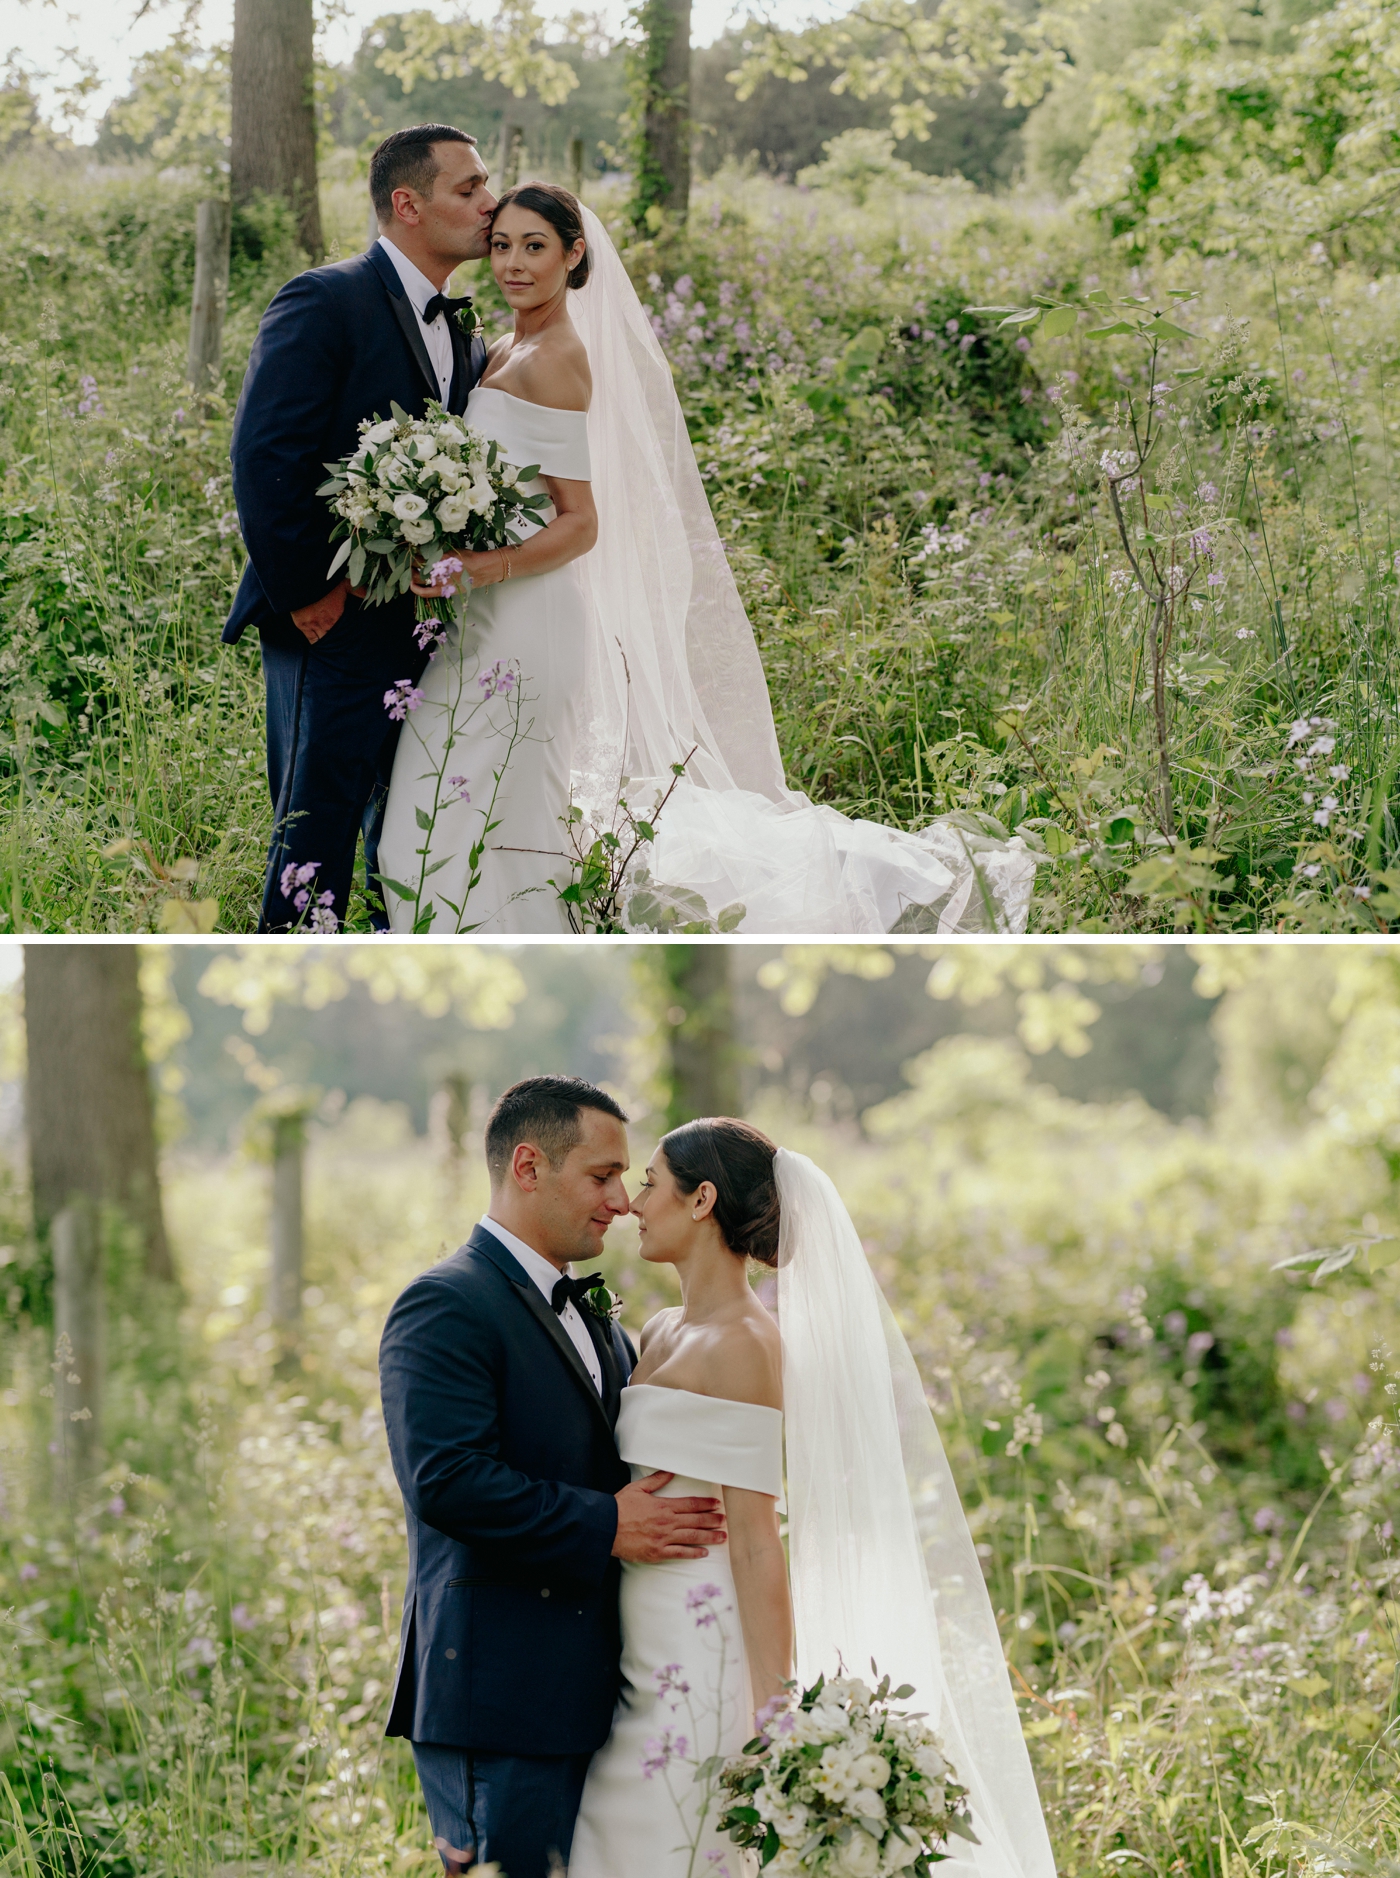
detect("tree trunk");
top-left (52, 1198), bottom-right (103, 1485)
top-left (633, 0), bottom-right (691, 224)
top-left (658, 947), bottom-right (738, 1127)
top-left (24, 947), bottom-right (175, 1285)
top-left (230, 0), bottom-right (323, 261)
top-left (270, 1114), bottom-right (305, 1347)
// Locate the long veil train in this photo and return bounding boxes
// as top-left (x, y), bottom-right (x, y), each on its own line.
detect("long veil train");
top-left (775, 1148), bottom-right (1057, 1878)
top-left (563, 206), bottom-right (1041, 935)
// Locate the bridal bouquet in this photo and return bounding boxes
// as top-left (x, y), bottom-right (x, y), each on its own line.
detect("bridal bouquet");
top-left (717, 1671), bottom-right (975, 1877)
top-left (317, 399), bottom-right (548, 611)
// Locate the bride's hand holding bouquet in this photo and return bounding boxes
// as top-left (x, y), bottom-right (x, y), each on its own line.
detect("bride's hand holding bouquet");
top-left (317, 398), bottom-right (546, 623)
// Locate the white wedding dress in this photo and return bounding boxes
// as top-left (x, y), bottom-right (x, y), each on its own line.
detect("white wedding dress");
top-left (379, 387), bottom-right (587, 932)
top-left (379, 210), bottom-right (1041, 934)
top-left (569, 1385), bottom-right (781, 1878)
top-left (569, 1153), bottom-right (1058, 1878)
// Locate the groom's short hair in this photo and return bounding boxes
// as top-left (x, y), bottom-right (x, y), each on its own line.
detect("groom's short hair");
top-left (370, 124), bottom-right (479, 224)
top-left (485, 1076), bottom-right (629, 1183)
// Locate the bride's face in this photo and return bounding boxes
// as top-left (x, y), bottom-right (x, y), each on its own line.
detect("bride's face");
top-left (490, 205), bottom-right (585, 312)
top-left (632, 1151), bottom-right (713, 1264)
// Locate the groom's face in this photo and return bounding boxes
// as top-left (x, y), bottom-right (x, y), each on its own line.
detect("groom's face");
top-left (526, 1108), bottom-right (631, 1263)
top-left (416, 140), bottom-right (497, 264)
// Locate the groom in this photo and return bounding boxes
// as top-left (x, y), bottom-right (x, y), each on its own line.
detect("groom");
top-left (226, 123), bottom-right (493, 932)
top-left (378, 1076), bottom-right (728, 1877)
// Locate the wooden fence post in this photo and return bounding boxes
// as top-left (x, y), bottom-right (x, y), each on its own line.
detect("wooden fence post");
top-left (499, 123), bottom-right (523, 191)
top-left (569, 134), bottom-right (585, 197)
top-left (270, 1112), bottom-right (305, 1365)
top-left (52, 1198), bottom-right (103, 1485)
top-left (187, 198), bottom-right (232, 394)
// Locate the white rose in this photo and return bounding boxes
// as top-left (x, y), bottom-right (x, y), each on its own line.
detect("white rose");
top-left (807, 1704), bottom-right (849, 1739)
top-left (500, 463), bottom-right (519, 486)
top-left (363, 418), bottom-right (396, 444)
top-left (882, 1830), bottom-right (922, 1872)
top-left (435, 422), bottom-right (466, 449)
top-left (436, 493), bottom-right (472, 531)
top-left (850, 1787), bottom-right (887, 1823)
top-left (376, 492), bottom-right (397, 511)
top-left (839, 1830), bottom-right (881, 1877)
top-left (392, 491), bottom-right (429, 521)
top-left (468, 476), bottom-right (496, 516)
top-left (400, 517), bottom-right (435, 544)
top-left (914, 1745), bottom-right (947, 1782)
top-left (431, 456), bottom-right (464, 488)
top-left (853, 1754), bottom-right (891, 1790)
top-left (767, 1855), bottom-right (804, 1878)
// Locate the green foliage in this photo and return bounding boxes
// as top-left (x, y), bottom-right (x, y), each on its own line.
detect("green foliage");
top-left (1075, 0), bottom-right (1400, 260)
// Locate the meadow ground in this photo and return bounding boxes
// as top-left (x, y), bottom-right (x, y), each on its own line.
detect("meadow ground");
top-left (4, 156), bottom-right (1400, 930)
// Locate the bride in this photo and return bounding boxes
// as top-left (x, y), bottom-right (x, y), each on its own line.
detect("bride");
top-left (568, 1118), bottom-right (1057, 1878)
top-left (378, 185), bottom-right (1040, 935)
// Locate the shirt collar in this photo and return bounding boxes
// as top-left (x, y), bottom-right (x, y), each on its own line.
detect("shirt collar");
top-left (479, 1214), bottom-right (570, 1305)
top-left (376, 234), bottom-right (447, 318)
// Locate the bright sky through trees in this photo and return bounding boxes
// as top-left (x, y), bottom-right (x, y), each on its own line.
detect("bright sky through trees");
top-left (9, 0), bottom-right (845, 137)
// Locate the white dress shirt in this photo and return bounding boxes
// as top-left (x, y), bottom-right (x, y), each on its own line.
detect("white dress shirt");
top-left (479, 1215), bottom-right (603, 1392)
top-left (377, 235), bottom-right (455, 403)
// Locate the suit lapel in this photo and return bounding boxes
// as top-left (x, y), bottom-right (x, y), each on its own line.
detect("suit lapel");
top-left (586, 1313), bottom-right (625, 1426)
top-left (389, 291), bottom-right (440, 403)
top-left (469, 1228), bottom-right (615, 1438)
top-left (366, 238), bottom-right (439, 403)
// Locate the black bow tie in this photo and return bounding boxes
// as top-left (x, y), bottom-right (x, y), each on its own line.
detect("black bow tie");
top-left (422, 292), bottom-right (467, 325)
top-left (551, 1273), bottom-right (602, 1315)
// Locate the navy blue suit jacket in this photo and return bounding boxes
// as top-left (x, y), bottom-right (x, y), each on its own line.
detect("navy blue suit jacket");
top-left (225, 241), bottom-right (489, 646)
top-left (378, 1225), bottom-right (636, 1756)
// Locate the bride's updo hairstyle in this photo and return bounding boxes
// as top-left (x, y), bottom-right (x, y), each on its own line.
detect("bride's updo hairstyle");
top-left (491, 182), bottom-right (591, 290)
top-left (660, 1118), bottom-right (781, 1266)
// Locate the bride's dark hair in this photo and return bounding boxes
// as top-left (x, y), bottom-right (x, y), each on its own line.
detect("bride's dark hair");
top-left (660, 1118), bottom-right (780, 1266)
top-left (491, 182), bottom-right (590, 290)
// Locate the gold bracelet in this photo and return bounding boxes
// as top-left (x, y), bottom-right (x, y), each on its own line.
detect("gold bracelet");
top-left (501, 549), bottom-right (513, 582)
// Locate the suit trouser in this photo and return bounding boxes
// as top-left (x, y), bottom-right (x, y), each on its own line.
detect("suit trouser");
top-left (411, 1741), bottom-right (592, 1878)
top-left (257, 596), bottom-right (427, 931)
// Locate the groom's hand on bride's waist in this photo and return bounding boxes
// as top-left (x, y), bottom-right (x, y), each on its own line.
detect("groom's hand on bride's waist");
top-left (612, 1471), bottom-right (727, 1562)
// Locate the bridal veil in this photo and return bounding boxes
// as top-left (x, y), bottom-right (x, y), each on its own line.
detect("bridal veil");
top-left (564, 207), bottom-right (1039, 935)
top-left (775, 1148), bottom-right (1057, 1878)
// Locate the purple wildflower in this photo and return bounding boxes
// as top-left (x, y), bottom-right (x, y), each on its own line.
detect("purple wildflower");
top-left (641, 1728), bottom-right (689, 1778)
top-left (685, 1583), bottom-right (725, 1628)
top-left (19, 1562), bottom-right (38, 1582)
top-left (1207, 570), bottom-right (1226, 587)
top-left (107, 1495), bottom-right (125, 1516)
top-left (415, 616), bottom-right (447, 652)
top-left (445, 775), bottom-right (471, 804)
top-left (77, 375), bottom-right (104, 417)
top-left (231, 1604), bottom-right (254, 1631)
top-left (280, 861), bottom-right (319, 901)
top-left (1196, 481), bottom-right (1220, 504)
top-left (654, 1662), bottom-right (691, 1699)
top-left (1190, 528), bottom-right (1213, 557)
top-left (426, 555), bottom-right (464, 597)
top-left (478, 661), bottom-right (517, 698)
top-left (385, 679), bottom-right (426, 720)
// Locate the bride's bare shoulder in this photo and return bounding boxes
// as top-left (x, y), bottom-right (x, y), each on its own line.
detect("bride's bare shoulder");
top-left (511, 321), bottom-right (592, 413)
top-left (638, 1304), bottom-right (681, 1352)
top-left (705, 1307), bottom-right (782, 1411)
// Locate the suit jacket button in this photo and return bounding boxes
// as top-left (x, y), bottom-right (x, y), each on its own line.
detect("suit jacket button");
top-left (540, 1588), bottom-right (550, 1598)
top-left (445, 1649), bottom-right (456, 1659)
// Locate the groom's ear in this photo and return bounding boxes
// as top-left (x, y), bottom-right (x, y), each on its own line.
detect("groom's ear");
top-left (510, 1139), bottom-right (546, 1191)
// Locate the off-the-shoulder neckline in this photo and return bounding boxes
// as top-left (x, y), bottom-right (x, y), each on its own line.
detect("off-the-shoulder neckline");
top-left (471, 385), bottom-right (588, 417)
top-left (623, 1381), bottom-right (782, 1416)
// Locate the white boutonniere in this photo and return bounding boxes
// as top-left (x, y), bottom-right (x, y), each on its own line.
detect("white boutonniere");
top-left (581, 1278), bottom-right (624, 1324)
